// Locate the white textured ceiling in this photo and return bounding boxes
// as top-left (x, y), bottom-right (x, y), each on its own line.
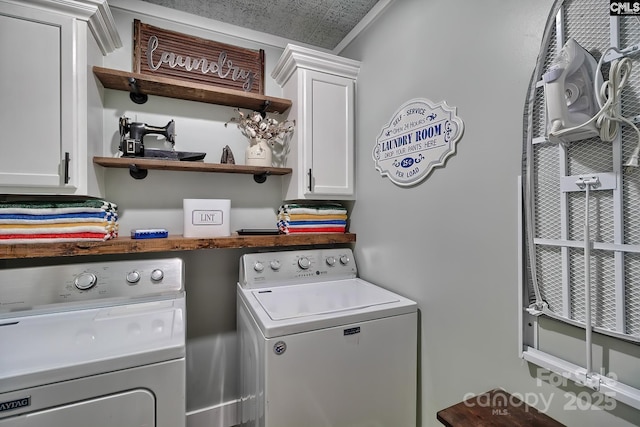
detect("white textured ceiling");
top-left (139, 0), bottom-right (380, 50)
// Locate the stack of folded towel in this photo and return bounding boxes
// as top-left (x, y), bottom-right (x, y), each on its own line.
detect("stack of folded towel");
top-left (0, 196), bottom-right (119, 244)
top-left (277, 202), bottom-right (348, 234)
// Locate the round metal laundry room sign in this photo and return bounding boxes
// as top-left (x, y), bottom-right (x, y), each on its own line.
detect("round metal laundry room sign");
top-left (373, 98), bottom-right (464, 187)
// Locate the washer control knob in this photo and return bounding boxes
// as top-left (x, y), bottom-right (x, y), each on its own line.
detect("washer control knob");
top-left (326, 256), bottom-right (336, 266)
top-left (126, 270), bottom-right (141, 284)
top-left (151, 269), bottom-right (164, 282)
top-left (297, 256), bottom-right (311, 270)
top-left (74, 272), bottom-right (97, 290)
top-left (339, 255), bottom-right (350, 265)
top-left (270, 260), bottom-right (281, 271)
top-left (253, 262), bottom-right (264, 273)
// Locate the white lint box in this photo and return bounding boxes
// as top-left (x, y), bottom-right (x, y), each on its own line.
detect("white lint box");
top-left (183, 199), bottom-right (231, 238)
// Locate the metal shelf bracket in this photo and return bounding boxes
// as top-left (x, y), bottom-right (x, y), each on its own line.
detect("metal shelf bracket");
top-left (129, 164), bottom-right (148, 179)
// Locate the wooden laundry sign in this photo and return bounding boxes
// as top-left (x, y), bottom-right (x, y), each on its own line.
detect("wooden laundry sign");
top-left (373, 98), bottom-right (464, 186)
top-left (133, 20), bottom-right (265, 94)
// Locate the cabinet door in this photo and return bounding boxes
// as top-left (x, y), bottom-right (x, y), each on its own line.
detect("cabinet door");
top-left (303, 70), bottom-right (355, 198)
top-left (0, 4), bottom-right (76, 191)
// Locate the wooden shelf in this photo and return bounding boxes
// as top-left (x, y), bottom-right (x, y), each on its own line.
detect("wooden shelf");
top-left (0, 233), bottom-right (356, 260)
top-left (93, 66), bottom-right (292, 113)
top-left (93, 156), bottom-right (292, 180)
top-left (437, 389), bottom-right (563, 427)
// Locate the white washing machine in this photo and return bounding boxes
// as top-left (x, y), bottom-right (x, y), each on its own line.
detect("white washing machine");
top-left (237, 248), bottom-right (418, 427)
top-left (0, 258), bottom-right (186, 427)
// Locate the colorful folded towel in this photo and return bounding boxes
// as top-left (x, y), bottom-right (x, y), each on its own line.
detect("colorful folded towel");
top-left (280, 227), bottom-right (346, 234)
top-left (277, 213), bottom-right (348, 221)
top-left (0, 232), bottom-right (112, 243)
top-left (0, 212), bottom-right (116, 222)
top-left (0, 196), bottom-right (119, 244)
top-left (278, 203), bottom-right (347, 216)
top-left (0, 222), bottom-right (116, 234)
top-left (277, 202), bottom-right (348, 234)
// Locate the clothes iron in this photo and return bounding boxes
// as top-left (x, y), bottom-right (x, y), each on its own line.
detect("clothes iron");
top-left (543, 38), bottom-right (602, 143)
top-left (118, 116), bottom-right (205, 161)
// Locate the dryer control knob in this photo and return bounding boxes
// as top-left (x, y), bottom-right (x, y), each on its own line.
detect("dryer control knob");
top-left (270, 260), bottom-right (281, 271)
top-left (74, 272), bottom-right (97, 290)
top-left (326, 256), bottom-right (336, 266)
top-left (297, 256), bottom-right (311, 270)
top-left (254, 262), bottom-right (265, 273)
top-left (126, 270), bottom-right (141, 284)
top-left (151, 269), bottom-right (164, 282)
top-left (339, 255), bottom-right (350, 265)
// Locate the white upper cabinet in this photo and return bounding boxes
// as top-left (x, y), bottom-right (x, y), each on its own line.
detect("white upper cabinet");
top-left (272, 45), bottom-right (360, 200)
top-left (0, 0), bottom-right (120, 195)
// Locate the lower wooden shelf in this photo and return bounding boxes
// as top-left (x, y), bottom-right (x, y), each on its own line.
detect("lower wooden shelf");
top-left (0, 233), bottom-right (356, 259)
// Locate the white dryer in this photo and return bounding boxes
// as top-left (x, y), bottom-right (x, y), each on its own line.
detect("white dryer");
top-left (237, 248), bottom-right (417, 427)
top-left (0, 258), bottom-right (186, 427)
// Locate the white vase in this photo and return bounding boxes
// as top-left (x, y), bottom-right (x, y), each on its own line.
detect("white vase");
top-left (245, 138), bottom-right (272, 167)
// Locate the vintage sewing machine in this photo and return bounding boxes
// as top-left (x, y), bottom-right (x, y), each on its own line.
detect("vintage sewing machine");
top-left (118, 116), bottom-right (205, 161)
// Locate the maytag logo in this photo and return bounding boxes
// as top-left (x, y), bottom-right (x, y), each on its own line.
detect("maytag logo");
top-left (0, 396), bottom-right (31, 412)
top-left (344, 326), bottom-right (361, 336)
top-left (192, 210), bottom-right (223, 226)
top-left (610, 1), bottom-right (640, 15)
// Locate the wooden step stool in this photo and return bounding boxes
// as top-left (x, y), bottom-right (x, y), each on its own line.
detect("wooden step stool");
top-left (437, 388), bottom-right (565, 426)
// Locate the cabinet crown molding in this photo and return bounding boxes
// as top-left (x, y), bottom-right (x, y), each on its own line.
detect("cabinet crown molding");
top-left (3, 0), bottom-right (121, 54)
top-left (272, 44), bottom-right (360, 86)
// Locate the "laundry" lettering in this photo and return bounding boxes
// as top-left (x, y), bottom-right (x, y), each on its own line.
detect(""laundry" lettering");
top-left (146, 36), bottom-right (256, 92)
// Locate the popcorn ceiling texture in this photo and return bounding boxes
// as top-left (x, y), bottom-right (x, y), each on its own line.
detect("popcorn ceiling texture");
top-left (140, 0), bottom-right (379, 50)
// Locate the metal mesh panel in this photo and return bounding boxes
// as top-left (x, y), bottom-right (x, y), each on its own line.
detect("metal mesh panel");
top-left (534, 144), bottom-right (562, 240)
top-left (569, 248), bottom-right (617, 331)
top-left (620, 19), bottom-right (640, 245)
top-left (536, 25), bottom-right (558, 144)
top-left (620, 59), bottom-right (640, 121)
top-left (625, 253), bottom-right (640, 337)
top-left (536, 246), bottom-right (565, 313)
top-left (623, 163), bottom-right (640, 244)
top-left (532, 87), bottom-right (547, 139)
top-left (566, 138), bottom-right (613, 174)
top-left (621, 71), bottom-right (640, 245)
top-left (567, 190), bottom-right (614, 242)
top-left (620, 12), bottom-right (640, 48)
top-left (526, 0), bottom-right (640, 343)
top-left (563, 0), bottom-right (610, 53)
top-left (541, 26), bottom-right (559, 75)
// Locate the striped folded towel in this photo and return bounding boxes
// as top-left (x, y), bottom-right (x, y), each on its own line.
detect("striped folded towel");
top-left (277, 203), bottom-right (348, 234)
top-left (278, 203), bottom-right (347, 216)
top-left (0, 196), bottom-right (119, 244)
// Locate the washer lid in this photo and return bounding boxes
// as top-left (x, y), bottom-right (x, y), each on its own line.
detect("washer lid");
top-left (241, 278), bottom-right (417, 338)
top-left (254, 279), bottom-right (400, 320)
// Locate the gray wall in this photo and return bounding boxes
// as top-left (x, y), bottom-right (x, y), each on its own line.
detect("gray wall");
top-left (101, 5), bottom-right (288, 422)
top-left (341, 0), bottom-right (640, 426)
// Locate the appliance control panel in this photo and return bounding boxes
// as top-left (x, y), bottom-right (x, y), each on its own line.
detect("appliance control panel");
top-left (239, 248), bottom-right (357, 288)
top-left (0, 258), bottom-right (184, 316)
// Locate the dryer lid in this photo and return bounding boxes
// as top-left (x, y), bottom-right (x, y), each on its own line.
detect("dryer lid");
top-left (0, 297), bottom-right (185, 393)
top-left (253, 279), bottom-right (400, 320)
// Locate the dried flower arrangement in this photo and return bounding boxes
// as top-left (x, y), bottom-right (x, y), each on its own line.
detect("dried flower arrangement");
top-left (225, 109), bottom-right (295, 147)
